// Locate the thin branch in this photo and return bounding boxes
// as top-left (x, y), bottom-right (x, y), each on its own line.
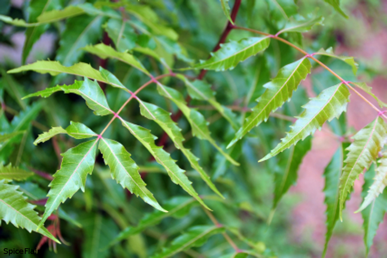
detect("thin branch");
top-left (234, 26), bottom-right (387, 119)
top-left (202, 207), bottom-right (241, 252)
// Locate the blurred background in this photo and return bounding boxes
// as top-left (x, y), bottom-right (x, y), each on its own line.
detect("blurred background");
top-left (1, 0), bottom-right (387, 257)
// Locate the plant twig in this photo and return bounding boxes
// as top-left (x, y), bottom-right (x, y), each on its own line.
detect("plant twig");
top-left (202, 207), bottom-right (241, 252)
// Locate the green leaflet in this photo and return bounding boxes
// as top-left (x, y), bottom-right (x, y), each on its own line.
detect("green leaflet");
top-left (81, 214), bottom-right (118, 258)
top-left (260, 83), bottom-right (350, 161)
top-left (324, 0), bottom-right (348, 18)
top-left (156, 84), bottom-right (239, 166)
top-left (357, 151), bottom-right (387, 212)
top-left (272, 136), bottom-right (311, 210)
top-left (0, 131), bottom-right (25, 143)
top-left (176, 74), bottom-right (238, 130)
top-left (190, 37), bottom-right (270, 71)
top-left (57, 15), bottom-right (104, 66)
top-left (151, 225), bottom-right (225, 258)
top-left (277, 16), bottom-right (324, 35)
top-left (39, 140), bottom-right (98, 228)
top-left (322, 143), bottom-right (349, 257)
top-left (220, 0), bottom-right (233, 24)
top-left (352, 82), bottom-right (387, 108)
top-left (23, 0), bottom-right (62, 64)
top-left (24, 78), bottom-right (113, 116)
top-left (0, 180), bottom-right (59, 242)
top-left (34, 122), bottom-right (97, 145)
top-left (138, 101), bottom-right (223, 198)
top-left (98, 138), bottom-right (165, 212)
top-left (8, 61), bottom-right (127, 87)
top-left (265, 0), bottom-right (298, 21)
top-left (0, 164), bottom-right (33, 181)
top-left (110, 197), bottom-right (197, 245)
top-left (360, 165), bottom-right (387, 255)
top-left (104, 18), bottom-right (137, 52)
top-left (0, 15), bottom-right (37, 27)
top-left (82, 44), bottom-right (150, 75)
top-left (228, 58), bottom-right (311, 148)
top-left (316, 48), bottom-right (358, 75)
top-left (120, 120), bottom-right (210, 210)
top-left (339, 117), bottom-right (387, 220)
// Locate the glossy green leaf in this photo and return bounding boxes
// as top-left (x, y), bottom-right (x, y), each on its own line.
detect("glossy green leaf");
top-left (322, 143), bottom-right (349, 257)
top-left (156, 84), bottom-right (239, 166)
top-left (0, 15), bottom-right (36, 27)
top-left (273, 136), bottom-right (311, 209)
top-left (151, 225), bottom-right (225, 258)
top-left (0, 164), bottom-right (33, 181)
top-left (0, 180), bottom-right (59, 242)
top-left (82, 43), bottom-right (150, 75)
top-left (24, 78), bottom-right (113, 116)
top-left (324, 0), bottom-right (348, 18)
top-left (177, 74), bottom-right (238, 130)
top-left (352, 82), bottom-right (387, 108)
top-left (277, 16), bottom-right (324, 35)
top-left (139, 101), bottom-right (223, 198)
top-left (57, 15), bottom-right (104, 66)
top-left (228, 58), bottom-right (311, 148)
top-left (190, 37), bottom-right (270, 71)
top-left (104, 18), bottom-right (137, 52)
top-left (316, 48), bottom-right (358, 75)
top-left (260, 83), bottom-right (350, 161)
top-left (360, 165), bottom-right (387, 255)
top-left (220, 0), bottom-right (233, 24)
top-left (39, 140), bottom-right (98, 228)
top-left (339, 117), bottom-right (387, 219)
top-left (34, 122), bottom-right (97, 145)
top-left (357, 151), bottom-right (387, 212)
top-left (121, 120), bottom-right (210, 209)
top-left (98, 138), bottom-right (165, 211)
top-left (111, 197), bottom-right (197, 245)
top-left (8, 61), bottom-right (125, 89)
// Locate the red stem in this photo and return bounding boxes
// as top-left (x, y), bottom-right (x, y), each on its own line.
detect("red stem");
top-left (159, 0), bottom-right (242, 147)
